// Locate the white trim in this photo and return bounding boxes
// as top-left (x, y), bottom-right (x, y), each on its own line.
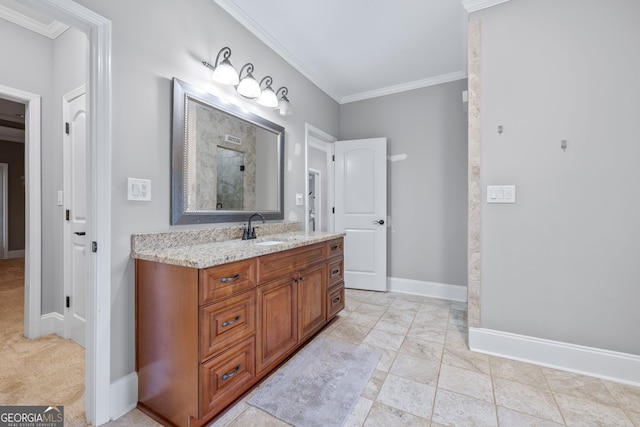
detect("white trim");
top-left (21, 1), bottom-right (112, 425)
top-left (462, 0), bottom-right (512, 13)
top-left (0, 4), bottom-right (69, 39)
top-left (7, 250), bottom-right (25, 259)
top-left (109, 373), bottom-right (138, 421)
top-left (469, 327), bottom-right (640, 387)
top-left (304, 124), bottom-right (336, 233)
top-left (340, 71), bottom-right (468, 104)
top-left (40, 312), bottom-right (64, 336)
top-left (388, 277), bottom-right (468, 302)
top-left (0, 85), bottom-right (42, 341)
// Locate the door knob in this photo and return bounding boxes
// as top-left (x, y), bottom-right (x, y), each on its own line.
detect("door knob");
top-left (372, 219), bottom-right (385, 225)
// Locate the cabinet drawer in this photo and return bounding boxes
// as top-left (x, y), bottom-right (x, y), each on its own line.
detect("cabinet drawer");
top-left (327, 282), bottom-right (345, 319)
top-left (200, 336), bottom-right (256, 418)
top-left (257, 243), bottom-right (325, 284)
top-left (200, 290), bottom-right (256, 361)
top-left (328, 258), bottom-right (343, 287)
top-left (326, 238), bottom-right (343, 259)
top-left (200, 259), bottom-right (256, 305)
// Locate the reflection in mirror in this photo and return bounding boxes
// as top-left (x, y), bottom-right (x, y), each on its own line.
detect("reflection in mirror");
top-left (172, 78), bottom-right (285, 224)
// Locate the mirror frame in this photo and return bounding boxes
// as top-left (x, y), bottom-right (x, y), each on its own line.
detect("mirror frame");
top-left (171, 77), bottom-right (285, 224)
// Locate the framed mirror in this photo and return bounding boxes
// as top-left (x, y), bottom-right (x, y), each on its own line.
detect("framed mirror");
top-left (171, 77), bottom-right (285, 224)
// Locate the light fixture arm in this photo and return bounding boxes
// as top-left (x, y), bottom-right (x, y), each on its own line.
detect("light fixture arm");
top-left (276, 87), bottom-right (289, 99)
top-left (260, 76), bottom-right (274, 90)
top-left (238, 63), bottom-right (255, 79)
top-left (202, 46), bottom-right (233, 71)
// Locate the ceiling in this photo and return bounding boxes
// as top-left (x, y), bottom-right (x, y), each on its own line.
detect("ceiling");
top-left (214, 0), bottom-right (470, 104)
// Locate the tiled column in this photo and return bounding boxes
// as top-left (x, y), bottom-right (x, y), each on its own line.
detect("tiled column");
top-left (467, 20), bottom-right (481, 328)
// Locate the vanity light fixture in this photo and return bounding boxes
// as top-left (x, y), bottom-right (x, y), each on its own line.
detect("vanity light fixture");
top-left (236, 63), bottom-right (262, 99)
top-left (256, 76), bottom-right (278, 108)
top-left (275, 87), bottom-right (293, 116)
top-left (202, 47), bottom-right (239, 86)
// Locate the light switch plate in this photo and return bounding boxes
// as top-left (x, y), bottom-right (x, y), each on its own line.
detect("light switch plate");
top-left (128, 178), bottom-right (151, 201)
top-left (487, 185), bottom-right (516, 203)
top-left (295, 193), bottom-right (304, 206)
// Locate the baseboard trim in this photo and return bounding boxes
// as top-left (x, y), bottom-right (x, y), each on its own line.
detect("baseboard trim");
top-left (469, 327), bottom-right (640, 387)
top-left (7, 250), bottom-right (25, 259)
top-left (387, 277), bottom-right (467, 302)
top-left (109, 372), bottom-right (138, 421)
top-left (39, 312), bottom-right (63, 336)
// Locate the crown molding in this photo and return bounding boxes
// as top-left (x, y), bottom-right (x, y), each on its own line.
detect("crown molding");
top-left (462, 0), bottom-right (511, 13)
top-left (0, 4), bottom-right (68, 39)
top-left (213, 0), bottom-right (342, 102)
top-left (340, 71), bottom-right (468, 104)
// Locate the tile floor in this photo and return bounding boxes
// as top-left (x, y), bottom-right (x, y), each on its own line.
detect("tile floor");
top-left (111, 289), bottom-right (640, 426)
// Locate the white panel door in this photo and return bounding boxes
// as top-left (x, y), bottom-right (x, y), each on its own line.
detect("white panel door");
top-left (63, 88), bottom-right (87, 347)
top-left (335, 138), bottom-right (387, 292)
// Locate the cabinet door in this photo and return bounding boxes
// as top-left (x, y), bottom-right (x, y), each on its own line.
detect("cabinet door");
top-left (256, 276), bottom-right (298, 374)
top-left (297, 264), bottom-right (327, 341)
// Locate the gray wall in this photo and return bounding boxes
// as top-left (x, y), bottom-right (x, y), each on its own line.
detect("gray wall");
top-left (73, 0), bottom-right (339, 380)
top-left (474, 0), bottom-right (640, 355)
top-left (339, 80), bottom-right (468, 286)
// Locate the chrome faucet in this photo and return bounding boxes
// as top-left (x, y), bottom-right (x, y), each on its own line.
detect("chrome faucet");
top-left (243, 212), bottom-right (265, 240)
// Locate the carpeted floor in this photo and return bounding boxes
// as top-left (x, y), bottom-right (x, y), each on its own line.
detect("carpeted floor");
top-left (0, 258), bottom-right (87, 426)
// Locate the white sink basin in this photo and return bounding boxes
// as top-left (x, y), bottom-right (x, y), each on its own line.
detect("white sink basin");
top-left (255, 240), bottom-right (284, 246)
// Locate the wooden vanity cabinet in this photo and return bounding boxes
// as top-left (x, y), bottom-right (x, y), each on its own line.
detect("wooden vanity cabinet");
top-left (135, 237), bottom-right (344, 427)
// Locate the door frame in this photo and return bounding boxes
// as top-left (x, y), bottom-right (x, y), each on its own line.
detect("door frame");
top-left (307, 168), bottom-right (321, 231)
top-left (0, 162), bottom-right (7, 260)
top-left (304, 124), bottom-right (336, 233)
top-left (21, 0), bottom-right (112, 425)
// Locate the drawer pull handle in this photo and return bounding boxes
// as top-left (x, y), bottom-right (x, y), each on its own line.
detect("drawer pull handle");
top-left (221, 315), bottom-right (241, 327)
top-left (332, 269), bottom-right (340, 275)
top-left (220, 274), bottom-right (240, 283)
top-left (330, 245), bottom-right (339, 250)
top-left (332, 296), bottom-right (341, 304)
top-left (222, 365), bottom-right (241, 380)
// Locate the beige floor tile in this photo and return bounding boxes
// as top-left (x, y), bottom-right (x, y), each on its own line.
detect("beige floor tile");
top-left (389, 352), bottom-right (440, 386)
top-left (493, 377), bottom-right (563, 424)
top-left (373, 317), bottom-right (411, 335)
top-left (360, 292), bottom-right (396, 307)
top-left (490, 357), bottom-right (549, 389)
top-left (395, 292), bottom-right (427, 303)
top-left (209, 401), bottom-right (250, 426)
top-left (362, 369), bottom-right (388, 401)
top-left (362, 329), bottom-right (406, 352)
top-left (448, 308), bottom-right (467, 327)
top-left (363, 402), bottom-right (429, 427)
top-left (399, 336), bottom-right (444, 362)
top-left (413, 309), bottom-right (450, 328)
top-left (438, 364), bottom-right (494, 403)
top-left (328, 322), bottom-right (371, 345)
top-left (432, 389), bottom-right (498, 427)
top-left (542, 368), bottom-right (617, 406)
top-left (353, 302), bottom-right (388, 317)
top-left (225, 406), bottom-right (290, 427)
top-left (602, 380), bottom-right (640, 413)
top-left (496, 406), bottom-right (565, 426)
top-left (102, 409), bottom-right (162, 426)
top-left (554, 392), bottom-right (634, 426)
top-left (389, 299), bottom-right (422, 312)
top-left (376, 374), bottom-right (436, 419)
top-left (626, 410), bottom-right (640, 426)
top-left (347, 311), bottom-right (383, 329)
top-left (407, 323), bottom-right (447, 344)
top-left (344, 397), bottom-right (374, 427)
top-left (359, 343), bottom-right (397, 372)
top-left (380, 307), bottom-right (417, 323)
top-left (441, 346), bottom-right (491, 375)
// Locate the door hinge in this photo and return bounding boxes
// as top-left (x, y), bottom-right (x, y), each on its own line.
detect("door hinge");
top-left (332, 154), bottom-right (335, 161)
top-left (65, 122), bottom-right (70, 135)
top-left (66, 296), bottom-right (70, 308)
top-left (92, 241), bottom-right (98, 253)
top-left (332, 207), bottom-right (335, 214)
top-left (65, 209), bottom-right (70, 221)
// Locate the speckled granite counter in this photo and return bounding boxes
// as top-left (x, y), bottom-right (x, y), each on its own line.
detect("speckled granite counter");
top-left (131, 223), bottom-right (345, 269)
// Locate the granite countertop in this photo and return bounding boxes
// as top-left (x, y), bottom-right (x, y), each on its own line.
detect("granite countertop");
top-left (131, 231), bottom-right (345, 269)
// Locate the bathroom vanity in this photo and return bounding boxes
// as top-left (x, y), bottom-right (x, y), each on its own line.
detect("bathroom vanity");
top-left (131, 227), bottom-right (345, 427)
